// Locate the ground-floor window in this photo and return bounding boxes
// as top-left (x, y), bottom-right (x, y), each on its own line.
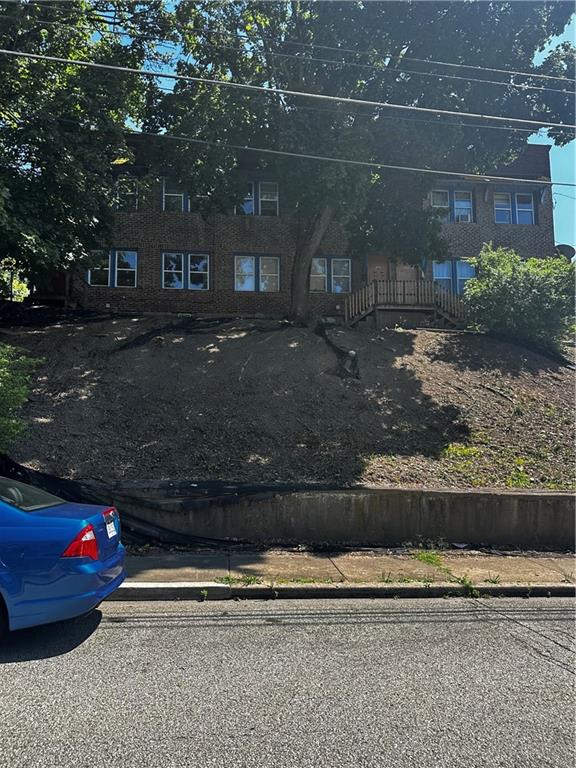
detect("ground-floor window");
top-left (162, 252), bottom-right (210, 290)
top-left (433, 259), bottom-right (475, 294)
top-left (310, 257), bottom-right (352, 293)
top-left (88, 250), bottom-right (137, 288)
top-left (234, 255), bottom-right (280, 292)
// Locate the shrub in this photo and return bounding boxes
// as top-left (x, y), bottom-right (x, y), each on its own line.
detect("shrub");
top-left (464, 244), bottom-right (575, 352)
top-left (0, 344), bottom-right (38, 452)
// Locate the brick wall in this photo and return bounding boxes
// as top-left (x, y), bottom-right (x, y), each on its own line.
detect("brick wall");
top-left (76, 173), bottom-right (555, 316)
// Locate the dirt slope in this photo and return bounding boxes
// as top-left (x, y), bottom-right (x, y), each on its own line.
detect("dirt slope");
top-left (3, 314), bottom-right (574, 488)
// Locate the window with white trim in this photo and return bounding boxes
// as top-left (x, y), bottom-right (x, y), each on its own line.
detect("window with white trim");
top-left (163, 179), bottom-right (186, 212)
top-left (310, 257), bottom-right (351, 293)
top-left (189, 253), bottom-right (210, 290)
top-left (331, 259), bottom-right (351, 293)
top-left (494, 192), bottom-right (512, 224)
top-left (234, 183), bottom-right (255, 215)
top-left (516, 193), bottom-right (535, 224)
top-left (310, 258), bottom-right (328, 292)
top-left (115, 176), bottom-right (138, 212)
top-left (88, 251), bottom-right (110, 287)
top-left (162, 252), bottom-right (184, 289)
top-left (259, 182), bottom-right (279, 216)
top-left (430, 189), bottom-right (450, 223)
top-left (115, 250), bottom-right (137, 287)
top-left (454, 191), bottom-right (473, 223)
top-left (234, 255), bottom-right (279, 292)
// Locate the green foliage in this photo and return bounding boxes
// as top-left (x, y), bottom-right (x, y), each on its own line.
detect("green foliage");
top-left (465, 245), bottom-right (575, 351)
top-left (0, 258), bottom-right (29, 300)
top-left (0, 344), bottom-right (38, 452)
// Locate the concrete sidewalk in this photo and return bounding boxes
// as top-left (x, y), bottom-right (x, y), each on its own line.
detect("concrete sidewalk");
top-left (115, 548), bottom-right (576, 600)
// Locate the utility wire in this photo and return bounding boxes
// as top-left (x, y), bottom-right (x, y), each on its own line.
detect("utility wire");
top-left (28, 17), bottom-right (573, 95)
top-left (1, 48), bottom-right (574, 130)
top-left (191, 24), bottom-right (576, 84)
top-left (54, 120), bottom-right (574, 187)
top-left (155, 83), bottom-right (543, 134)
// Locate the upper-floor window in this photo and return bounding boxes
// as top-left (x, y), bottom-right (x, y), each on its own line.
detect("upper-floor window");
top-left (310, 257), bottom-right (351, 293)
top-left (259, 182), bottom-right (279, 217)
top-left (88, 251), bottom-right (110, 286)
top-left (162, 252), bottom-right (210, 290)
top-left (234, 255), bottom-right (279, 292)
top-left (163, 179), bottom-right (187, 212)
top-left (235, 183), bottom-right (255, 215)
top-left (88, 250), bottom-right (137, 288)
top-left (115, 176), bottom-right (138, 212)
top-left (494, 192), bottom-right (512, 224)
top-left (454, 191), bottom-right (473, 223)
top-left (430, 190), bottom-right (450, 223)
top-left (516, 193), bottom-right (534, 224)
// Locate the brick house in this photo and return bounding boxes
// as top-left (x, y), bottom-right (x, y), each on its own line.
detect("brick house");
top-left (74, 144), bottom-right (555, 325)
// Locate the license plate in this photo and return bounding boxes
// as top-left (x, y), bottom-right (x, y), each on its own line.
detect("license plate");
top-left (106, 521), bottom-right (117, 538)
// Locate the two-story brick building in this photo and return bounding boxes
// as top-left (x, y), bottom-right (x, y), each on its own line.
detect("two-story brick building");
top-left (74, 144), bottom-right (555, 324)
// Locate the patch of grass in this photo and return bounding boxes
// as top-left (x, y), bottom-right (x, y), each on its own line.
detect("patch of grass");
top-left (484, 573), bottom-right (501, 585)
top-left (561, 572), bottom-right (574, 584)
top-left (379, 571), bottom-right (394, 584)
top-left (442, 443), bottom-right (480, 460)
top-left (215, 574), bottom-right (263, 587)
top-left (505, 458), bottom-right (532, 488)
top-left (0, 343), bottom-right (40, 452)
top-left (451, 574), bottom-right (480, 598)
top-left (413, 550), bottom-right (444, 568)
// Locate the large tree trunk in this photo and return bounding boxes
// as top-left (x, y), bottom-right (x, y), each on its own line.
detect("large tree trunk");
top-left (289, 205), bottom-right (335, 322)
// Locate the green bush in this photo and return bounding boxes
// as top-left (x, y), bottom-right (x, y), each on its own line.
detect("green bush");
top-left (0, 344), bottom-right (38, 452)
top-left (464, 244), bottom-right (575, 352)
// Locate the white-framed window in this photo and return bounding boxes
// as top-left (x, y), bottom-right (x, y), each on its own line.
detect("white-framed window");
top-left (235, 255), bottom-right (256, 291)
top-left (516, 193), bottom-right (535, 225)
top-left (115, 250), bottom-right (137, 288)
top-left (189, 253), bottom-right (210, 291)
top-left (331, 259), bottom-right (351, 293)
top-left (115, 176), bottom-right (138, 212)
top-left (454, 191), bottom-right (473, 223)
top-left (163, 179), bottom-right (186, 213)
top-left (162, 252), bottom-right (184, 289)
top-left (494, 192), bottom-right (512, 224)
top-left (234, 183), bottom-right (255, 215)
top-left (259, 256), bottom-right (279, 292)
top-left (456, 259), bottom-right (476, 294)
top-left (430, 189), bottom-right (450, 223)
top-left (259, 182), bottom-right (279, 216)
top-left (310, 258), bottom-right (328, 292)
top-left (234, 255), bottom-right (279, 292)
top-left (88, 251), bottom-right (110, 287)
top-left (433, 260), bottom-right (452, 292)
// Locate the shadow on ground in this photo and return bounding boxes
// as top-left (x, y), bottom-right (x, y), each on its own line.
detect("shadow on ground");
top-left (0, 610), bottom-right (102, 664)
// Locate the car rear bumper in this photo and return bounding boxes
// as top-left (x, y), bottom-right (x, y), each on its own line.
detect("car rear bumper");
top-left (8, 547), bottom-right (126, 631)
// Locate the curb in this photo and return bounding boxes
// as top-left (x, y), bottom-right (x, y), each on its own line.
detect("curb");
top-left (110, 581), bottom-right (576, 601)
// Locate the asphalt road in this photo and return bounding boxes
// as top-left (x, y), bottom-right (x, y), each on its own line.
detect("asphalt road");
top-left (0, 598), bottom-right (574, 768)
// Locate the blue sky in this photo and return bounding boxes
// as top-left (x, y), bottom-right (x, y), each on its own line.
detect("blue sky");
top-left (530, 14), bottom-right (575, 248)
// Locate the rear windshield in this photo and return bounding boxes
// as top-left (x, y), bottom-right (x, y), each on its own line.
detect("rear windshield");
top-left (0, 477), bottom-right (65, 512)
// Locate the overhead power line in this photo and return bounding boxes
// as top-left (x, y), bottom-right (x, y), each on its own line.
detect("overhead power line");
top-left (193, 25), bottom-right (576, 84)
top-left (30, 17), bottom-right (572, 96)
top-left (55, 119), bottom-right (574, 187)
top-left (1, 48), bottom-right (574, 131)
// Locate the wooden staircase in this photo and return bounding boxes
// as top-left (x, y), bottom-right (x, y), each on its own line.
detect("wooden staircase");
top-left (344, 279), bottom-right (467, 328)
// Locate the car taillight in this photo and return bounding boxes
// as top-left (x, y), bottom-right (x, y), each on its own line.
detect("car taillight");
top-left (61, 524), bottom-right (99, 561)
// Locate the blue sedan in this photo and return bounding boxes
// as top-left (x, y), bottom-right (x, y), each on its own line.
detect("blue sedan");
top-left (0, 476), bottom-right (125, 636)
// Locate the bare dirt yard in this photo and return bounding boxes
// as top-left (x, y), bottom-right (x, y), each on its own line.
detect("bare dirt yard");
top-left (3, 312), bottom-right (574, 488)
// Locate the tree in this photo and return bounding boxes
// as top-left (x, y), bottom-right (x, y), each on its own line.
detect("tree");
top-left (152, 0), bottom-right (575, 319)
top-left (0, 0), bottom-right (174, 288)
top-left (464, 244), bottom-right (575, 352)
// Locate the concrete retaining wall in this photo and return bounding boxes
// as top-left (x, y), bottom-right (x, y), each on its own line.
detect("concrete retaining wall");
top-left (115, 487), bottom-right (575, 549)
